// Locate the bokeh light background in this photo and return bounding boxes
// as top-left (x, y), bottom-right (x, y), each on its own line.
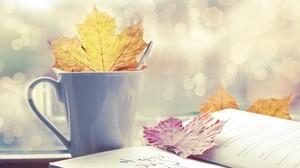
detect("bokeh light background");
top-left (1, 0), bottom-right (300, 151)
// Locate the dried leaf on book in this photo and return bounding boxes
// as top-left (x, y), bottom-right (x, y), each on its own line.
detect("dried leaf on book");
top-left (143, 113), bottom-right (225, 158)
top-left (51, 7), bottom-right (148, 72)
top-left (200, 84), bottom-right (293, 120)
top-left (247, 94), bottom-right (292, 120)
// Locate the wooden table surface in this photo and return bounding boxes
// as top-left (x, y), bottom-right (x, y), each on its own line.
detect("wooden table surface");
top-left (0, 158), bottom-right (68, 168)
top-left (0, 153), bottom-right (71, 168)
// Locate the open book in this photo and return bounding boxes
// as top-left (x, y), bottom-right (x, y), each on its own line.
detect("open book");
top-left (49, 109), bottom-right (300, 168)
top-left (49, 146), bottom-right (223, 168)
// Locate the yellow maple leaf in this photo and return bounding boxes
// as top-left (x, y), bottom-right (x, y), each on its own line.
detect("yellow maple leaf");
top-left (200, 85), bottom-right (239, 113)
top-left (51, 7), bottom-right (148, 72)
top-left (246, 94), bottom-right (292, 120)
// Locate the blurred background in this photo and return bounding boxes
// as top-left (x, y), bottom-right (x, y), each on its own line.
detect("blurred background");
top-left (1, 0), bottom-right (300, 152)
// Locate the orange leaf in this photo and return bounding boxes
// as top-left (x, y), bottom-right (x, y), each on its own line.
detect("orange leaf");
top-left (110, 21), bottom-right (147, 71)
top-left (200, 85), bottom-right (239, 113)
top-left (246, 94), bottom-right (292, 120)
top-left (51, 7), bottom-right (148, 72)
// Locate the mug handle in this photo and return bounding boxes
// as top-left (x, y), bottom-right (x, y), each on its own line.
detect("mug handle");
top-left (27, 77), bottom-right (70, 149)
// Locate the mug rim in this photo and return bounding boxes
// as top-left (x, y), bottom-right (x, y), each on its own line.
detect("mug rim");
top-left (52, 68), bottom-right (142, 74)
top-left (58, 71), bottom-right (142, 74)
top-left (54, 70), bottom-right (142, 75)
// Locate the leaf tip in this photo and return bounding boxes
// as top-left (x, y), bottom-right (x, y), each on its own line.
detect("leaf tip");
top-left (93, 4), bottom-right (98, 11)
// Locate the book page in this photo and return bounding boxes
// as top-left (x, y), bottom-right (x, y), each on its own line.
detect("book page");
top-left (196, 109), bottom-right (300, 168)
top-left (49, 146), bottom-right (224, 168)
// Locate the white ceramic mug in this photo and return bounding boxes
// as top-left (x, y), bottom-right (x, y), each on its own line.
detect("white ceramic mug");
top-left (27, 71), bottom-right (142, 157)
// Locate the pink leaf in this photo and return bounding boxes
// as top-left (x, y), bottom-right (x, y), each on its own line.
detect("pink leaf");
top-left (143, 117), bottom-right (184, 150)
top-left (143, 113), bottom-right (225, 158)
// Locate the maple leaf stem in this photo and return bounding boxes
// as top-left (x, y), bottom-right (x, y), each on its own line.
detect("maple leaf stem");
top-left (101, 57), bottom-right (105, 70)
top-left (98, 28), bottom-right (105, 71)
top-left (100, 47), bottom-right (105, 71)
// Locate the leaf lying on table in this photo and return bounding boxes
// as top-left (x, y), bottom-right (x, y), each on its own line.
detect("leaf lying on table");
top-left (51, 7), bottom-right (148, 72)
top-left (143, 113), bottom-right (225, 158)
top-left (200, 85), bottom-right (239, 113)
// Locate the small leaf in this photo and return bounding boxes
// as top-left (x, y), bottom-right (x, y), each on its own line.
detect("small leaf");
top-left (200, 85), bottom-right (239, 113)
top-left (143, 113), bottom-right (225, 158)
top-left (247, 94), bottom-right (292, 120)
